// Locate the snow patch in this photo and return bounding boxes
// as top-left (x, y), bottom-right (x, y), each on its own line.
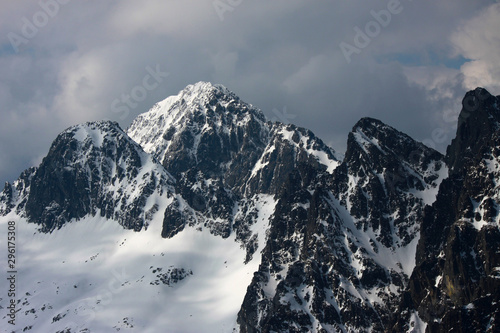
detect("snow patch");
top-left (407, 311), bottom-right (427, 333)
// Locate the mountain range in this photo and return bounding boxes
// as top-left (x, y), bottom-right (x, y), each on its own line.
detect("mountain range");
top-left (1, 82), bottom-right (499, 332)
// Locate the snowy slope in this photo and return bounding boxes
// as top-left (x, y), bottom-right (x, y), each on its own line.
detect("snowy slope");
top-left (0, 194), bottom-right (276, 333)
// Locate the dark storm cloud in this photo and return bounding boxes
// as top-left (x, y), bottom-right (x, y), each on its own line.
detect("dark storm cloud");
top-left (0, 0), bottom-right (499, 182)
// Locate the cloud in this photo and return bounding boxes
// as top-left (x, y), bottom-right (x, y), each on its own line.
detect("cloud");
top-left (107, 0), bottom-right (215, 38)
top-left (0, 1), bottom-right (498, 183)
top-left (0, 102), bottom-right (55, 183)
top-left (451, 3), bottom-right (500, 91)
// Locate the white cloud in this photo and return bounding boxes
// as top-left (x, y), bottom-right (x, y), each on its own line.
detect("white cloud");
top-left (451, 3), bottom-right (500, 91)
top-left (53, 48), bottom-right (121, 126)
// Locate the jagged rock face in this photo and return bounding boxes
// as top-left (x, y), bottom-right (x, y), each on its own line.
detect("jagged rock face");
top-left (392, 88), bottom-right (500, 332)
top-left (23, 121), bottom-right (174, 232)
top-left (447, 88), bottom-right (500, 175)
top-left (126, 82), bottom-right (339, 238)
top-left (237, 118), bottom-right (446, 332)
top-left (127, 82), bottom-right (270, 194)
top-left (334, 118), bottom-right (446, 248)
top-left (126, 82), bottom-right (270, 233)
top-left (244, 123), bottom-right (339, 196)
top-left (0, 167), bottom-right (35, 217)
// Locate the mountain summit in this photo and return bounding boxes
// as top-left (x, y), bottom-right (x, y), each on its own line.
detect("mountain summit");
top-left (127, 81), bottom-right (268, 177)
top-left (2, 121), bottom-right (175, 233)
top-left (0, 83), bottom-right (498, 332)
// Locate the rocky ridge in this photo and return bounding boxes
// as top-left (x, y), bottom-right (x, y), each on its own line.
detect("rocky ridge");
top-left (391, 87), bottom-right (500, 332)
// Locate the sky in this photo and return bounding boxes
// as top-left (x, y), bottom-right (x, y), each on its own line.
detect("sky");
top-left (1, 0), bottom-right (500, 183)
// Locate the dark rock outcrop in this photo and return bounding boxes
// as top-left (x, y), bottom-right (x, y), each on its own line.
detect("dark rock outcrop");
top-left (22, 121), bottom-right (174, 232)
top-left (391, 88), bottom-right (500, 333)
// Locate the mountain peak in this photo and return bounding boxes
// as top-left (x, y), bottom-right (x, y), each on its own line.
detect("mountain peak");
top-left (63, 120), bottom-right (121, 135)
top-left (127, 82), bottom-right (269, 185)
top-left (352, 116), bottom-right (386, 130)
top-left (183, 81), bottom-right (233, 97)
top-left (347, 117), bottom-right (431, 159)
top-left (170, 81), bottom-right (238, 108)
top-left (447, 87), bottom-right (500, 173)
top-left (151, 81), bottom-right (250, 118)
top-left (459, 87), bottom-right (498, 124)
top-left (351, 117), bottom-right (405, 143)
top-left (23, 119), bottom-right (174, 232)
top-left (63, 120), bottom-right (122, 146)
top-left (127, 82), bottom-right (266, 153)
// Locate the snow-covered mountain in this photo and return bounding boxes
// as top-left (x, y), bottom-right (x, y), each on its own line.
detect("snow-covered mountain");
top-left (1, 83), bottom-right (499, 332)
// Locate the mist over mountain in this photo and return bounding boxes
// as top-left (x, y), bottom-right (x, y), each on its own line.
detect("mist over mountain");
top-left (1, 82), bottom-right (499, 332)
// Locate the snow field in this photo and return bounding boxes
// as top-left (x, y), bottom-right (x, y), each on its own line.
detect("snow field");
top-left (0, 197), bottom-right (271, 333)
